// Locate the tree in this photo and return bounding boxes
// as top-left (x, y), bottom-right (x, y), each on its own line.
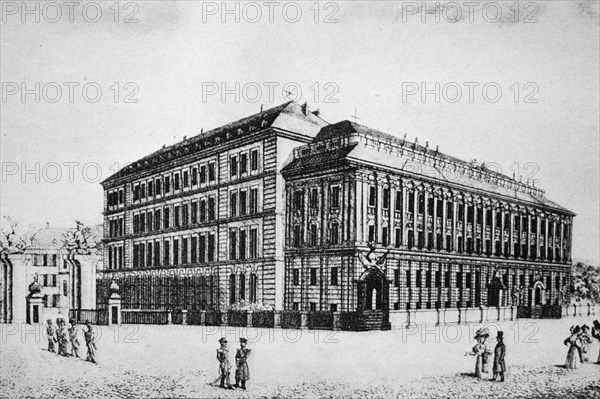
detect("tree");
top-left (569, 261), bottom-right (600, 303)
top-left (62, 220), bottom-right (100, 255)
top-left (0, 216), bottom-right (35, 255)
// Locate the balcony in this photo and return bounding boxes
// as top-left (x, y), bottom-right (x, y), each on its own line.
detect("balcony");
top-left (394, 211), bottom-right (403, 220)
top-left (367, 207), bottom-right (376, 216)
top-left (382, 209), bottom-right (390, 219)
top-left (476, 225), bottom-right (482, 234)
top-left (445, 219), bottom-right (452, 229)
top-left (406, 213), bottom-right (414, 222)
top-left (467, 222), bottom-right (473, 232)
top-left (456, 221), bottom-right (463, 231)
top-left (494, 228), bottom-right (501, 240)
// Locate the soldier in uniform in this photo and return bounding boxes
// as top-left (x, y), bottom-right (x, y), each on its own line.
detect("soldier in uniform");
top-left (46, 319), bottom-right (57, 353)
top-left (235, 338), bottom-right (251, 390)
top-left (216, 338), bottom-right (233, 389)
top-left (84, 320), bottom-right (97, 363)
top-left (68, 318), bottom-right (81, 358)
top-left (56, 318), bottom-right (70, 356)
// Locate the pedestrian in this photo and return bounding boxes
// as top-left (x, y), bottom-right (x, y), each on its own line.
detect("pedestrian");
top-left (68, 318), bottom-right (81, 358)
top-left (564, 325), bottom-right (582, 370)
top-left (56, 318), bottom-right (70, 356)
top-left (216, 338), bottom-right (233, 389)
top-left (592, 320), bottom-right (600, 364)
top-left (469, 328), bottom-right (492, 378)
top-left (492, 331), bottom-right (506, 382)
top-left (579, 324), bottom-right (593, 363)
top-left (84, 320), bottom-right (97, 363)
top-left (46, 319), bottom-right (57, 353)
top-left (235, 338), bottom-right (251, 390)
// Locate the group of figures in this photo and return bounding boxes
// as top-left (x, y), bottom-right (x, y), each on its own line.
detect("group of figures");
top-left (46, 318), bottom-right (97, 363)
top-left (564, 319), bottom-right (600, 369)
top-left (468, 328), bottom-right (506, 382)
top-left (215, 337), bottom-right (251, 390)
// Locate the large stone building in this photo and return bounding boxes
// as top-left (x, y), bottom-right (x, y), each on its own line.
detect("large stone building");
top-left (282, 120), bottom-right (574, 328)
top-left (99, 102), bottom-right (327, 311)
top-left (0, 225), bottom-right (101, 323)
top-left (99, 102), bottom-right (574, 328)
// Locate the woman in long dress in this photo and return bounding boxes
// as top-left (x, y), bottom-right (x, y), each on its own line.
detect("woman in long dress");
top-left (564, 325), bottom-right (582, 370)
top-left (471, 328), bottom-right (491, 378)
top-left (579, 325), bottom-right (593, 363)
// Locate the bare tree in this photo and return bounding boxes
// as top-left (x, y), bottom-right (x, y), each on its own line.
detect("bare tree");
top-left (0, 216), bottom-right (35, 255)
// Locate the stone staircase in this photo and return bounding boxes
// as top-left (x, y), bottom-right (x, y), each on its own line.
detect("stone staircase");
top-left (356, 310), bottom-right (391, 331)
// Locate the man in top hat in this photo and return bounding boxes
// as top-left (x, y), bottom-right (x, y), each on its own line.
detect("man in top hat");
top-left (235, 338), bottom-right (251, 390)
top-left (83, 320), bottom-right (97, 363)
top-left (216, 338), bottom-right (233, 389)
top-left (46, 319), bottom-right (57, 353)
top-left (492, 331), bottom-right (506, 382)
top-left (68, 318), bottom-right (81, 358)
top-left (55, 318), bottom-right (70, 356)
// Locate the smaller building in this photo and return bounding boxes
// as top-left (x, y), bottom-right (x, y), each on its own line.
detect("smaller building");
top-left (0, 225), bottom-right (102, 323)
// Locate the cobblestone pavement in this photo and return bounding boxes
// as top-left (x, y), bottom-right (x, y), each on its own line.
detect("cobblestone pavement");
top-left (1, 318), bottom-right (599, 398)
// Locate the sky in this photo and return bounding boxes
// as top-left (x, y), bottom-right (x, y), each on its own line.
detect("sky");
top-left (1, 0), bottom-right (598, 264)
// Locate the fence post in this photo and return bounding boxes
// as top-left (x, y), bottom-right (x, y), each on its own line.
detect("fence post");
top-left (300, 311), bottom-right (308, 330)
top-left (167, 312), bottom-right (173, 325)
top-left (246, 311), bottom-right (253, 328)
top-left (333, 312), bottom-right (341, 331)
top-left (182, 309), bottom-right (188, 325)
top-left (107, 281), bottom-right (122, 326)
top-left (274, 311), bottom-right (282, 328)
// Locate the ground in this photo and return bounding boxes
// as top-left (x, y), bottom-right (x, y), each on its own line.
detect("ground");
top-left (1, 317), bottom-right (599, 398)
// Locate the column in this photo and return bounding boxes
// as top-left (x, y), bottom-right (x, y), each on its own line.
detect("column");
top-left (473, 201), bottom-right (479, 254)
top-left (482, 202), bottom-right (487, 255)
top-left (376, 179), bottom-right (383, 244)
top-left (559, 220), bottom-right (564, 262)
top-left (491, 204), bottom-right (497, 256)
top-left (501, 205), bottom-right (506, 256)
top-left (402, 182), bottom-right (408, 247)
top-left (358, 177), bottom-right (366, 243)
top-left (527, 213), bottom-right (532, 259)
top-left (451, 198), bottom-right (457, 253)
top-left (462, 200), bottom-right (468, 252)
top-left (424, 189), bottom-right (429, 249)
top-left (432, 193), bottom-right (438, 250)
top-left (535, 214), bottom-right (541, 259)
top-left (442, 192), bottom-right (448, 251)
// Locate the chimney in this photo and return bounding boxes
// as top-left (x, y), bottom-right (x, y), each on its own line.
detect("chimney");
top-left (301, 102), bottom-right (309, 116)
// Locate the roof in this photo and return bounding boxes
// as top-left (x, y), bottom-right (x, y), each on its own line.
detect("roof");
top-left (284, 120), bottom-right (575, 216)
top-left (102, 101), bottom-right (328, 185)
top-left (30, 225), bottom-right (102, 250)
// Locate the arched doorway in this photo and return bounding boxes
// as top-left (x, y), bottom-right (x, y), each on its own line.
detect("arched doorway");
top-left (533, 281), bottom-right (545, 306)
top-left (356, 268), bottom-right (391, 330)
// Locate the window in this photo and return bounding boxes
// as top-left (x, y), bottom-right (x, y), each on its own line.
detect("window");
top-left (310, 303), bottom-right (317, 311)
top-left (240, 153), bottom-right (248, 174)
top-left (310, 188), bottom-right (318, 209)
top-left (163, 240), bottom-right (170, 265)
top-left (139, 243), bottom-right (145, 267)
top-left (239, 273), bottom-right (246, 300)
top-left (466, 272), bottom-right (473, 289)
top-left (174, 173), bottom-right (180, 190)
top-left (239, 230), bottom-right (246, 260)
top-left (200, 199), bottom-right (207, 222)
top-left (200, 165), bottom-right (207, 184)
top-left (175, 239), bottom-right (184, 265)
top-left (250, 149), bottom-right (259, 171)
top-left (119, 189), bottom-right (124, 203)
top-left (330, 304), bottom-right (338, 312)
top-left (425, 270), bottom-right (432, 288)
top-left (173, 239), bottom-right (179, 265)
top-left (330, 186), bottom-right (340, 208)
top-left (199, 235), bottom-right (206, 263)
top-left (310, 268), bottom-right (317, 285)
top-left (153, 242), bottom-right (160, 267)
top-left (132, 245), bottom-right (138, 267)
top-left (230, 192), bottom-right (237, 217)
top-left (435, 271), bottom-right (441, 288)
top-left (63, 280), bottom-right (68, 296)
top-left (331, 267), bottom-right (338, 285)
top-left (249, 188), bottom-right (258, 214)
top-left (382, 227), bottom-right (389, 246)
top-left (249, 228), bottom-right (258, 258)
top-left (208, 233), bottom-right (215, 261)
top-left (148, 181), bottom-right (154, 197)
top-left (140, 183), bottom-right (146, 199)
top-left (182, 204), bottom-right (189, 226)
top-left (383, 188), bottom-right (390, 209)
top-left (239, 190), bottom-right (247, 216)
top-left (165, 176), bottom-right (171, 193)
top-left (133, 185), bottom-right (140, 202)
top-left (394, 269), bottom-right (400, 287)
top-left (192, 167), bottom-right (198, 186)
top-left (163, 207), bottom-right (170, 229)
top-left (52, 274), bottom-right (57, 287)
top-left (406, 270), bottom-right (411, 287)
top-left (208, 197), bottom-right (216, 221)
top-left (156, 179), bottom-right (162, 195)
top-left (174, 205), bottom-right (180, 227)
top-left (416, 270), bottom-right (422, 288)
top-left (368, 186), bottom-right (377, 207)
top-left (208, 162), bottom-right (216, 181)
top-left (229, 274), bottom-right (236, 304)
top-left (146, 243), bottom-right (153, 267)
top-left (147, 212), bottom-right (153, 232)
top-left (191, 202), bottom-right (198, 224)
top-left (292, 269), bottom-right (300, 285)
top-left (293, 225), bottom-right (302, 247)
top-left (368, 225), bottom-right (376, 242)
top-left (183, 170), bottom-right (189, 188)
top-left (230, 155), bottom-right (238, 176)
top-left (330, 222), bottom-right (339, 245)
top-left (293, 302), bottom-right (300, 311)
top-left (395, 191), bottom-right (402, 212)
top-left (456, 272), bottom-right (463, 288)
top-left (395, 228), bottom-right (401, 248)
top-left (293, 191), bottom-right (304, 211)
top-left (309, 224), bottom-right (318, 246)
top-left (229, 229), bottom-right (237, 260)
top-left (140, 213), bottom-right (146, 232)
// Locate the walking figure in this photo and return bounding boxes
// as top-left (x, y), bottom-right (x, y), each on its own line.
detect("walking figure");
top-left (492, 331), bottom-right (506, 382)
top-left (235, 338), bottom-right (251, 390)
top-left (56, 318), bottom-right (70, 356)
top-left (564, 325), bottom-right (582, 370)
top-left (579, 324), bottom-right (593, 363)
top-left (84, 320), bottom-right (97, 363)
top-left (216, 338), bottom-right (233, 389)
top-left (68, 318), bottom-right (81, 358)
top-left (592, 320), bottom-right (600, 364)
top-left (46, 319), bottom-right (57, 353)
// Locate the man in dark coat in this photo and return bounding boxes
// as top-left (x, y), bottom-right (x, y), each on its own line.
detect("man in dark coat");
top-left (46, 319), bottom-right (57, 353)
top-left (492, 331), bottom-right (506, 382)
top-left (235, 338), bottom-right (251, 390)
top-left (217, 338), bottom-right (233, 389)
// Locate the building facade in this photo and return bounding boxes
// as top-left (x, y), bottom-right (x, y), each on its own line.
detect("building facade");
top-left (99, 102), bottom-right (327, 311)
top-left (282, 121), bottom-right (574, 327)
top-left (0, 226), bottom-right (100, 323)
